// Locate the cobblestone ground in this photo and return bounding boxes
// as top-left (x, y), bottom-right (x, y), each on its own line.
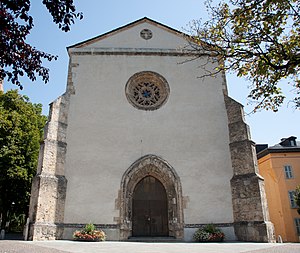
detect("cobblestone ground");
top-left (0, 241), bottom-right (70, 253)
top-left (244, 244), bottom-right (300, 253)
top-left (1, 241), bottom-right (300, 253)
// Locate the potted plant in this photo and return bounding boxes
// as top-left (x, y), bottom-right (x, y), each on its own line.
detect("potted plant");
top-left (73, 223), bottom-right (106, 242)
top-left (193, 224), bottom-right (225, 242)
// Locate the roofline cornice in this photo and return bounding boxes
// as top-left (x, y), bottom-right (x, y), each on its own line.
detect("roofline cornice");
top-left (257, 147), bottom-right (300, 159)
top-left (67, 47), bottom-right (208, 57)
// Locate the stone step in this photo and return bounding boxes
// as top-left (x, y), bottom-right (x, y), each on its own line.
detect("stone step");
top-left (127, 236), bottom-right (182, 243)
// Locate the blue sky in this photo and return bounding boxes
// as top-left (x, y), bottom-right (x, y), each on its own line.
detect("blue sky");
top-left (3, 0), bottom-right (299, 145)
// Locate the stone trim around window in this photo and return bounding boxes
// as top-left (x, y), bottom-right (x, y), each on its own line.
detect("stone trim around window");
top-left (125, 71), bottom-right (170, 111)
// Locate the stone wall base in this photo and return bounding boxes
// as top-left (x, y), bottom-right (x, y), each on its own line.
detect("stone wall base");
top-left (184, 226), bottom-right (236, 241)
top-left (28, 173), bottom-right (67, 241)
top-left (234, 221), bottom-right (275, 242)
top-left (30, 223), bottom-right (238, 241)
top-left (30, 222), bottom-right (275, 242)
top-left (29, 223), bottom-right (63, 241)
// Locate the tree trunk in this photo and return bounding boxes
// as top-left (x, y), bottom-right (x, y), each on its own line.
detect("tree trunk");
top-left (0, 210), bottom-right (7, 230)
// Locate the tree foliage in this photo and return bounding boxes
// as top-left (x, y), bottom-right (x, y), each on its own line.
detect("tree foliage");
top-left (0, 90), bottom-right (47, 229)
top-left (189, 0), bottom-right (300, 112)
top-left (0, 0), bottom-right (82, 89)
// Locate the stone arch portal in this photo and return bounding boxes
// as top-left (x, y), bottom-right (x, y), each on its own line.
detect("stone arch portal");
top-left (119, 155), bottom-right (184, 239)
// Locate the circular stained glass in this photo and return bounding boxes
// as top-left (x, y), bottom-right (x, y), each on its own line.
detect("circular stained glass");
top-left (125, 71), bottom-right (170, 111)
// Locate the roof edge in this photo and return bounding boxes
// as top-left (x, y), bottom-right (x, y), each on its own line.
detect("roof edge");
top-left (67, 17), bottom-right (190, 50)
top-left (257, 147), bottom-right (300, 159)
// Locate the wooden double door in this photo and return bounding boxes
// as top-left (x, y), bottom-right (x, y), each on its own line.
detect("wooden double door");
top-left (132, 176), bottom-right (169, 237)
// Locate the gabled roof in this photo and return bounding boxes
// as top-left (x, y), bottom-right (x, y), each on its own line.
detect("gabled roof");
top-left (67, 17), bottom-right (189, 49)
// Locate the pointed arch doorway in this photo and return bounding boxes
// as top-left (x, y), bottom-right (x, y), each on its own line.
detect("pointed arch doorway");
top-left (132, 176), bottom-right (168, 236)
top-left (119, 155), bottom-right (184, 240)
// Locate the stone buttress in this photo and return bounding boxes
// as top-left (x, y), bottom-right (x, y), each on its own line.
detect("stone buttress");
top-left (225, 95), bottom-right (275, 242)
top-left (28, 64), bottom-right (75, 240)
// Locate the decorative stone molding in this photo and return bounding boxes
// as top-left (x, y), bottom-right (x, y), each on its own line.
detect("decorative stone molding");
top-left (68, 48), bottom-right (200, 57)
top-left (184, 223), bottom-right (234, 228)
top-left (118, 155), bottom-right (184, 239)
top-left (224, 95), bottom-right (275, 242)
top-left (60, 223), bottom-right (119, 229)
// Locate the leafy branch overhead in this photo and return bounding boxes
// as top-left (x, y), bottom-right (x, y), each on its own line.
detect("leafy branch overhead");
top-left (0, 0), bottom-right (83, 89)
top-left (189, 0), bottom-right (300, 112)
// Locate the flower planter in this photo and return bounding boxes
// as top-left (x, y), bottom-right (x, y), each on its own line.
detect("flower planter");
top-left (193, 224), bottom-right (225, 243)
top-left (73, 223), bottom-right (106, 242)
top-left (74, 237), bottom-right (101, 242)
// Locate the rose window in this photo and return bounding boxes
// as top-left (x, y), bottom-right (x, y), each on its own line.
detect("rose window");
top-left (125, 71), bottom-right (169, 110)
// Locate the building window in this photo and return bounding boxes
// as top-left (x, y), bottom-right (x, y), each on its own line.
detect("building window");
top-left (295, 218), bottom-right (300, 235)
top-left (140, 29), bottom-right (153, 40)
top-left (125, 71), bottom-right (170, 111)
top-left (284, 165), bottom-right (293, 179)
top-left (288, 191), bottom-right (297, 208)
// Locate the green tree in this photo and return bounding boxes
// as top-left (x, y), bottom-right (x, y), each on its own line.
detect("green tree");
top-left (295, 185), bottom-right (300, 214)
top-left (0, 0), bottom-right (82, 89)
top-left (0, 90), bottom-right (47, 229)
top-left (189, 0), bottom-right (300, 112)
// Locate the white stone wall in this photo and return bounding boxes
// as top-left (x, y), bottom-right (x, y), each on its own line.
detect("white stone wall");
top-left (76, 22), bottom-right (189, 50)
top-left (63, 22), bottom-right (234, 240)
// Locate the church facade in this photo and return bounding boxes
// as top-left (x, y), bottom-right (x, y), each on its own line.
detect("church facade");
top-left (28, 18), bottom-right (275, 242)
